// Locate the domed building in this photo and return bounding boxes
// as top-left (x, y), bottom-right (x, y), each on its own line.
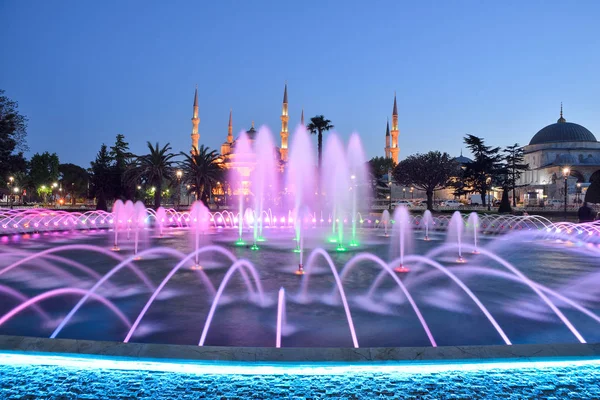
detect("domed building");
top-left (518, 105), bottom-right (600, 204)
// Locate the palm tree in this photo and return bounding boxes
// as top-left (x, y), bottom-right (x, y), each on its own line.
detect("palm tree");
top-left (306, 115), bottom-right (334, 171)
top-left (126, 142), bottom-right (177, 209)
top-left (180, 145), bottom-right (223, 206)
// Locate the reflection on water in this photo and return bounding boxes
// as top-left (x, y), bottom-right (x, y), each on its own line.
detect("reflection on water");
top-left (0, 225), bottom-right (599, 348)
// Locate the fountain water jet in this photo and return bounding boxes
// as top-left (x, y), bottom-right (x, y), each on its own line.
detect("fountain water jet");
top-left (422, 209), bottom-right (433, 240)
top-left (276, 287), bottom-right (286, 348)
top-left (392, 206), bottom-right (412, 272)
top-left (198, 259), bottom-right (266, 346)
top-left (447, 211), bottom-right (466, 262)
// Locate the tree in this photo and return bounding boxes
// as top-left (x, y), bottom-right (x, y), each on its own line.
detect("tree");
top-left (126, 142), bottom-right (177, 209)
top-left (110, 134), bottom-right (134, 200)
top-left (503, 143), bottom-right (529, 207)
top-left (59, 163), bottom-right (89, 205)
top-left (461, 135), bottom-right (503, 207)
top-left (392, 151), bottom-right (459, 211)
top-left (0, 89), bottom-right (28, 186)
top-left (368, 156), bottom-right (396, 199)
top-left (306, 115), bottom-right (334, 171)
top-left (90, 144), bottom-right (112, 211)
top-left (179, 145), bottom-right (223, 206)
top-left (30, 152), bottom-right (60, 190)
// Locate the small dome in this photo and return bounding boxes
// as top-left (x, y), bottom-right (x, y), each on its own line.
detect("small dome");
top-left (529, 109), bottom-right (597, 145)
top-left (454, 155), bottom-right (472, 164)
top-left (246, 121), bottom-right (257, 140)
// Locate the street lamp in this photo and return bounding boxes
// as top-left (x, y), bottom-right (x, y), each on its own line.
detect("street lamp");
top-left (486, 177), bottom-right (492, 211)
top-left (7, 176), bottom-right (14, 207)
top-left (563, 167), bottom-right (570, 218)
top-left (11, 187), bottom-right (18, 209)
top-left (387, 169), bottom-right (393, 210)
top-left (410, 187), bottom-right (414, 199)
top-left (176, 170), bottom-right (183, 209)
top-left (576, 182), bottom-right (582, 204)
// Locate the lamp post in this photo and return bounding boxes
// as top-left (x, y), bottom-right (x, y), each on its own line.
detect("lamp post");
top-left (13, 187), bottom-right (19, 208)
top-left (410, 187), bottom-right (414, 200)
top-left (486, 177), bottom-right (492, 211)
top-left (52, 182), bottom-right (58, 206)
top-left (176, 170), bottom-right (183, 210)
top-left (563, 167), bottom-right (570, 219)
top-left (387, 168), bottom-right (392, 210)
top-left (7, 176), bottom-right (14, 207)
top-left (576, 182), bottom-right (581, 204)
top-left (403, 188), bottom-right (406, 199)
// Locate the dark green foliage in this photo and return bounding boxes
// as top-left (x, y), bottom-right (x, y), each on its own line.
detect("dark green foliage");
top-left (306, 115), bottom-right (334, 171)
top-left (90, 145), bottom-right (112, 211)
top-left (125, 142), bottom-right (177, 209)
top-left (59, 163), bottom-right (89, 205)
top-left (368, 156), bottom-right (396, 199)
top-left (393, 151), bottom-right (459, 211)
top-left (498, 188), bottom-right (512, 213)
top-left (109, 134), bottom-right (135, 200)
top-left (0, 90), bottom-right (28, 186)
top-left (179, 145), bottom-right (223, 206)
top-left (30, 152), bottom-right (60, 189)
top-left (459, 135), bottom-right (504, 207)
top-left (503, 143), bottom-right (529, 207)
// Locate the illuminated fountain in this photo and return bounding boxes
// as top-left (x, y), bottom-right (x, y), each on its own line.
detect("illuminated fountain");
top-left (447, 211), bottom-right (466, 262)
top-left (421, 209), bottom-right (433, 240)
top-left (1, 127), bottom-right (600, 352)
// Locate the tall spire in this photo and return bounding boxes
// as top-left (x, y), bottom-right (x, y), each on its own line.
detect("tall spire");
top-left (227, 109), bottom-right (233, 144)
top-left (280, 82), bottom-right (289, 161)
top-left (390, 92), bottom-right (399, 163)
top-left (385, 118), bottom-right (391, 159)
top-left (301, 108), bottom-right (304, 126)
top-left (191, 86), bottom-right (200, 154)
top-left (558, 102), bottom-right (566, 123)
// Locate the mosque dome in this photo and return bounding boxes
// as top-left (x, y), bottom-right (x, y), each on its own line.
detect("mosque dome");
top-left (453, 155), bottom-right (473, 165)
top-left (529, 106), bottom-right (597, 145)
top-left (246, 122), bottom-right (257, 140)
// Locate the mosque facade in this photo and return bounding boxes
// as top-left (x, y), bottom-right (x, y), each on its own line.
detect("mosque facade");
top-left (189, 85), bottom-right (401, 202)
top-left (517, 106), bottom-right (600, 205)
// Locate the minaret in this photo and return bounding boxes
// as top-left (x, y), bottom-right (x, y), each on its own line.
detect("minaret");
top-left (280, 83), bottom-right (289, 161)
top-left (191, 86), bottom-right (200, 154)
top-left (385, 118), bottom-right (391, 159)
top-left (301, 108), bottom-right (305, 127)
top-left (390, 92), bottom-right (400, 164)
top-left (557, 102), bottom-right (566, 123)
top-left (227, 109), bottom-right (233, 143)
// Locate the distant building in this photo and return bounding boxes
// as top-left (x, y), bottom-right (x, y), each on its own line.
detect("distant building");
top-left (384, 93), bottom-right (400, 164)
top-left (518, 105), bottom-right (600, 204)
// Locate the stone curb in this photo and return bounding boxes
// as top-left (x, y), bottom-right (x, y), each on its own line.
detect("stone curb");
top-left (1, 335), bottom-right (600, 364)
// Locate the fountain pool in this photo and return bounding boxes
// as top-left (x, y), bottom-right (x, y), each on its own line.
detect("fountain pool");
top-left (1, 209), bottom-right (599, 349)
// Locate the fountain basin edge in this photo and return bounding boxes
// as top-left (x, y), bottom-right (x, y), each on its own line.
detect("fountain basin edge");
top-left (1, 335), bottom-right (599, 369)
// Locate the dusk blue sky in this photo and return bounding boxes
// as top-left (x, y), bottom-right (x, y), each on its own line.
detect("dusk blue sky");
top-left (1, 0), bottom-right (599, 167)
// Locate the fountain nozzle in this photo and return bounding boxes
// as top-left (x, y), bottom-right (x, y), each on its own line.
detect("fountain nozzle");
top-left (394, 264), bottom-right (410, 273)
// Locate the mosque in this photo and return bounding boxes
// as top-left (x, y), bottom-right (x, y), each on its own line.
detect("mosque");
top-left (517, 105), bottom-right (600, 205)
top-left (188, 84), bottom-right (401, 202)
